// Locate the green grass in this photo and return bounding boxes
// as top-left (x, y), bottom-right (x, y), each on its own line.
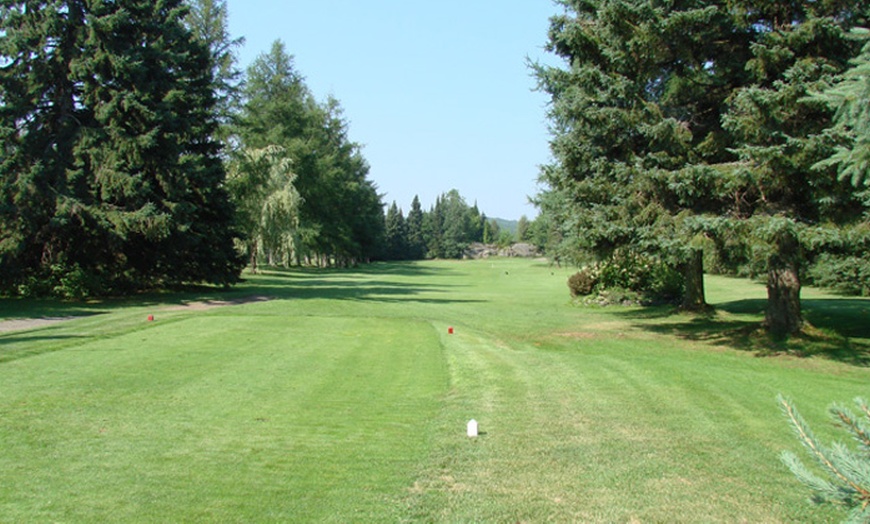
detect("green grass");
top-left (1, 258), bottom-right (868, 522)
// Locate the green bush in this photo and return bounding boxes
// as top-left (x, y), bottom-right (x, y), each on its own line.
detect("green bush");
top-left (567, 268), bottom-right (597, 297)
top-left (15, 263), bottom-right (102, 299)
top-left (808, 253), bottom-right (870, 296)
top-left (593, 251), bottom-right (684, 303)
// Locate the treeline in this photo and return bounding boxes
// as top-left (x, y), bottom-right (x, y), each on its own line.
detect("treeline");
top-left (535, 0), bottom-right (870, 337)
top-left (382, 190), bottom-right (547, 261)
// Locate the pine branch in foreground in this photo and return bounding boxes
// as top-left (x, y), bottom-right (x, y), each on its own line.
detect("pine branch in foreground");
top-left (778, 395), bottom-right (870, 522)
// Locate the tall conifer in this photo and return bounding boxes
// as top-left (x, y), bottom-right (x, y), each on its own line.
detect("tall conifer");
top-left (1, 0), bottom-right (241, 295)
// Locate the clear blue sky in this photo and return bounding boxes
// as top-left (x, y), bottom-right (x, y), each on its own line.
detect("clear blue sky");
top-left (226, 1), bottom-right (562, 220)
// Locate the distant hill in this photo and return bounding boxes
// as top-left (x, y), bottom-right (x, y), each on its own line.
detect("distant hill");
top-left (493, 218), bottom-right (518, 234)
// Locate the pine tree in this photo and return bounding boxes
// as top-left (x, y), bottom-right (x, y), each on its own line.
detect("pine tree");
top-left (406, 195), bottom-right (426, 259)
top-left (384, 202), bottom-right (408, 260)
top-left (534, 0), bottom-right (752, 310)
top-left (778, 395), bottom-right (870, 521)
top-left (0, 0), bottom-right (242, 296)
top-left (723, 0), bottom-right (868, 336)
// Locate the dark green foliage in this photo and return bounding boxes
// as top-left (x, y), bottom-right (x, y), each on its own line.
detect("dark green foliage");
top-left (809, 254), bottom-right (870, 297)
top-left (406, 195), bottom-right (426, 260)
top-left (566, 252), bottom-right (684, 303)
top-left (535, 0), bottom-right (870, 334)
top-left (533, 0), bottom-right (750, 309)
top-left (779, 395), bottom-right (870, 521)
top-left (722, 0), bottom-right (869, 335)
top-left (595, 252), bottom-right (684, 303)
top-left (0, 0), bottom-right (242, 296)
top-left (383, 201), bottom-right (409, 261)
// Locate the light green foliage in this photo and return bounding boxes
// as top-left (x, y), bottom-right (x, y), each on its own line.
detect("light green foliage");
top-left (779, 395), bottom-right (870, 522)
top-left (226, 145), bottom-right (300, 269)
top-left (237, 42), bottom-right (383, 266)
top-left (183, 0), bottom-right (244, 139)
top-left (811, 29), bottom-right (870, 188)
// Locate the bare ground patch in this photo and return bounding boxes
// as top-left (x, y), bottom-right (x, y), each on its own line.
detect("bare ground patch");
top-left (0, 317), bottom-right (79, 333)
top-left (165, 294), bottom-right (273, 311)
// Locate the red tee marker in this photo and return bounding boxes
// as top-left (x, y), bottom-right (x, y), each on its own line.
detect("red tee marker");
top-left (147, 315), bottom-right (154, 322)
top-left (448, 327), bottom-right (454, 334)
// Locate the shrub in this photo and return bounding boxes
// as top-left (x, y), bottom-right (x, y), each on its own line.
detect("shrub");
top-left (14, 263), bottom-right (102, 299)
top-left (808, 254), bottom-right (870, 296)
top-left (593, 251), bottom-right (685, 303)
top-left (568, 267), bottom-right (597, 297)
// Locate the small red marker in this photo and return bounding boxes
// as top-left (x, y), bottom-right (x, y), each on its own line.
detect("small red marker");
top-left (147, 314), bottom-right (154, 322)
top-left (448, 327), bottom-right (454, 334)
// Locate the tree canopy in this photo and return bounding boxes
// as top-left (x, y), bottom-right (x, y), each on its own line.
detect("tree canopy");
top-left (0, 0), bottom-right (242, 297)
top-left (535, 0), bottom-right (870, 335)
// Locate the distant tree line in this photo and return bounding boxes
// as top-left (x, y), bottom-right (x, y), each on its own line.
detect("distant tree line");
top-left (382, 190), bottom-right (550, 261)
top-left (534, 0), bottom-right (870, 337)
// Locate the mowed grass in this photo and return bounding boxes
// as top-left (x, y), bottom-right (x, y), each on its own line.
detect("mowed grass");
top-left (1, 258), bottom-right (869, 522)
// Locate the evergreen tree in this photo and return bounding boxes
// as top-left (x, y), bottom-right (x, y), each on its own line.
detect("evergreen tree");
top-left (0, 0), bottom-right (242, 296)
top-left (778, 395), bottom-right (870, 521)
top-left (536, 0), bottom-right (869, 323)
top-left (723, 0), bottom-right (868, 336)
top-left (424, 196), bottom-right (444, 258)
top-left (406, 195), bottom-right (426, 259)
top-left (384, 201), bottom-right (408, 260)
top-left (534, 0), bottom-right (754, 310)
top-left (812, 31), bottom-right (870, 188)
top-left (183, 0), bottom-right (244, 142)
top-left (517, 215), bottom-right (531, 243)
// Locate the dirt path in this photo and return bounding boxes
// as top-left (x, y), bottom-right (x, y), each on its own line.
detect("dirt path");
top-left (0, 317), bottom-right (79, 333)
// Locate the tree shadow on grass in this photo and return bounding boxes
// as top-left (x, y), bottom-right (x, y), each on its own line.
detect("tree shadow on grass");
top-left (237, 275), bottom-right (482, 305)
top-left (615, 298), bottom-right (870, 367)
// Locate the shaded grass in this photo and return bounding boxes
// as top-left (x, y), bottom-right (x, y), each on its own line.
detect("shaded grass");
top-left (1, 259), bottom-right (868, 522)
top-left (619, 275), bottom-right (870, 366)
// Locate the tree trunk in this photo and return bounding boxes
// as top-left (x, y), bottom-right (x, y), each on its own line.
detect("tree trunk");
top-left (249, 239), bottom-right (258, 274)
top-left (766, 231), bottom-right (803, 338)
top-left (681, 249), bottom-right (707, 311)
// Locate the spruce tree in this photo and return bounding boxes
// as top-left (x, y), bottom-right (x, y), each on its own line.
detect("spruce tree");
top-left (0, 0), bottom-right (242, 295)
top-left (406, 195), bottom-right (426, 259)
top-left (723, 0), bottom-right (868, 336)
top-left (778, 395), bottom-right (870, 521)
top-left (534, 0), bottom-right (751, 310)
top-left (384, 201), bottom-right (408, 261)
